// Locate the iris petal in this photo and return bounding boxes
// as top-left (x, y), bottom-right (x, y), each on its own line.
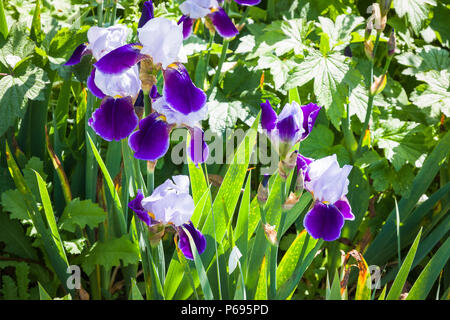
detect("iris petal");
top-left (87, 68), bottom-right (106, 99)
top-left (296, 153), bottom-right (313, 182)
top-left (163, 63), bottom-right (206, 115)
top-left (178, 15), bottom-right (195, 39)
top-left (64, 43), bottom-right (90, 66)
top-left (138, 1), bottom-right (155, 28)
top-left (178, 221), bottom-right (206, 260)
top-left (128, 113), bottom-right (170, 161)
top-left (300, 103), bottom-right (321, 140)
top-left (128, 189), bottom-right (157, 226)
top-left (260, 100), bottom-right (277, 131)
top-left (188, 127), bottom-right (209, 165)
top-left (277, 114), bottom-right (300, 142)
top-left (94, 43), bottom-right (147, 75)
top-left (208, 7), bottom-right (239, 38)
top-left (88, 96), bottom-right (138, 141)
top-left (335, 197), bottom-right (355, 221)
top-left (304, 201), bottom-right (345, 241)
top-left (234, 0), bottom-right (261, 5)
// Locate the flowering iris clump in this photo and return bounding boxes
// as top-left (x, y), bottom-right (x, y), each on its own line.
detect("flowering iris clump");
top-left (65, 25), bottom-right (141, 141)
top-left (297, 154), bottom-right (355, 241)
top-left (177, 0), bottom-right (261, 39)
top-left (64, 1), bottom-right (209, 165)
top-left (260, 100), bottom-right (321, 161)
top-left (128, 175), bottom-right (206, 260)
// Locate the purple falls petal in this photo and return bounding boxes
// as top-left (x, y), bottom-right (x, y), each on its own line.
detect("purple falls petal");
top-left (150, 84), bottom-right (161, 101)
top-left (87, 68), bottom-right (106, 99)
top-left (208, 7), bottom-right (239, 38)
top-left (300, 103), bottom-right (321, 140)
top-left (138, 1), bottom-right (155, 28)
top-left (163, 63), bottom-right (206, 115)
top-left (277, 113), bottom-right (300, 142)
top-left (94, 43), bottom-right (147, 75)
top-left (89, 96), bottom-right (138, 141)
top-left (178, 15), bottom-right (195, 39)
top-left (234, 0), bottom-right (261, 5)
top-left (296, 153), bottom-right (313, 182)
top-left (128, 113), bottom-right (170, 161)
top-left (304, 201), bottom-right (345, 241)
top-left (64, 43), bottom-right (90, 66)
top-left (178, 221), bottom-right (206, 260)
top-left (128, 189), bottom-right (157, 226)
top-left (188, 127), bottom-right (209, 165)
top-left (334, 197), bottom-right (355, 221)
top-left (260, 100), bottom-right (277, 131)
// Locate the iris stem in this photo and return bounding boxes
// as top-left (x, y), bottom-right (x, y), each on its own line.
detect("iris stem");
top-left (356, 31), bottom-right (381, 157)
top-left (342, 87), bottom-right (357, 161)
top-left (97, 0), bottom-right (103, 27)
top-left (269, 179), bottom-right (287, 299)
top-left (200, 29), bottom-right (214, 90)
top-left (268, 0), bottom-right (276, 21)
top-left (207, 39), bottom-right (229, 97)
top-left (110, 0), bottom-right (117, 25)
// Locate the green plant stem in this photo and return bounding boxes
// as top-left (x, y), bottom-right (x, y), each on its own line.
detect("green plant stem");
top-left (207, 38), bottom-right (230, 97)
top-left (269, 179), bottom-right (287, 299)
top-left (110, 0), bottom-right (117, 25)
top-left (201, 30), bottom-right (214, 90)
top-left (267, 0), bottom-right (276, 21)
top-left (356, 31), bottom-right (381, 156)
top-left (97, 0), bottom-right (103, 27)
top-left (342, 88), bottom-right (358, 161)
top-left (0, 0), bottom-right (8, 39)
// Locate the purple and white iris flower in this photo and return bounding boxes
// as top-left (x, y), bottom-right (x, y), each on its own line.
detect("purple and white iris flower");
top-left (128, 175), bottom-right (206, 260)
top-left (260, 100), bottom-right (321, 160)
top-left (128, 81), bottom-right (209, 165)
top-left (297, 154), bottom-right (355, 241)
top-left (178, 0), bottom-right (238, 39)
top-left (64, 25), bottom-right (143, 142)
top-left (178, 0), bottom-right (261, 39)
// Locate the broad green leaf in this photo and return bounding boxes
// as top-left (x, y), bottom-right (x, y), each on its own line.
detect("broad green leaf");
top-left (394, 0), bottom-right (437, 34)
top-left (286, 50), bottom-right (350, 127)
top-left (0, 210), bottom-right (38, 260)
top-left (59, 198), bottom-right (107, 232)
top-left (386, 229), bottom-right (422, 300)
top-left (411, 70), bottom-right (450, 117)
top-left (0, 65), bottom-right (48, 136)
top-left (317, 14), bottom-right (364, 49)
top-left (81, 235), bottom-right (140, 275)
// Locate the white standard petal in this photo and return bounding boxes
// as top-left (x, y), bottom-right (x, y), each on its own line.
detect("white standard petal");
top-left (138, 17), bottom-right (185, 69)
top-left (305, 155), bottom-right (352, 204)
top-left (141, 175), bottom-right (194, 226)
top-left (94, 65), bottom-right (141, 98)
top-left (88, 25), bottom-right (131, 60)
top-left (179, 0), bottom-right (211, 19)
top-left (152, 95), bottom-right (208, 127)
top-left (228, 246), bottom-right (242, 274)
